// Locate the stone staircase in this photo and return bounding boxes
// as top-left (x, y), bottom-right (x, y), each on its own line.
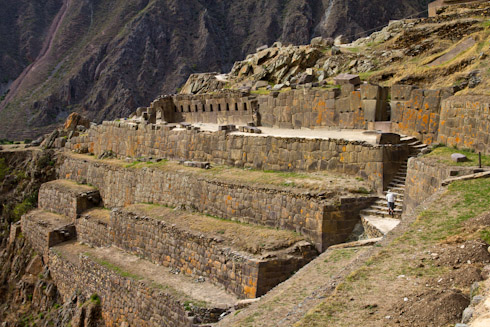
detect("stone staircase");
top-left (361, 136), bottom-right (427, 238)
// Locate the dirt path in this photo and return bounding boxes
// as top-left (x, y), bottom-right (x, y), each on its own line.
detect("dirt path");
top-left (0, 0), bottom-right (71, 111)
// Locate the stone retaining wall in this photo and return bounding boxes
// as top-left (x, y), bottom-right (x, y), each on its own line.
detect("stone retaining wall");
top-left (20, 210), bottom-right (76, 257)
top-left (438, 95), bottom-right (490, 154)
top-left (77, 208), bottom-right (317, 298)
top-left (38, 181), bottom-right (100, 221)
top-left (58, 154), bottom-right (374, 251)
top-left (48, 249), bottom-right (198, 327)
top-left (404, 157), bottom-right (477, 213)
top-left (66, 122), bottom-right (405, 192)
top-left (391, 85), bottom-right (454, 144)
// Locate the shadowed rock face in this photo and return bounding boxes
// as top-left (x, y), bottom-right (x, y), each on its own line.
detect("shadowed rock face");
top-left (0, 0), bottom-right (428, 139)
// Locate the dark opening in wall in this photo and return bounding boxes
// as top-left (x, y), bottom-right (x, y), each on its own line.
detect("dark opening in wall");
top-left (235, 103), bottom-right (238, 111)
top-left (203, 104), bottom-right (206, 112)
top-left (195, 105), bottom-right (198, 112)
top-left (188, 105), bottom-right (191, 112)
top-left (244, 103), bottom-right (248, 111)
top-left (226, 103), bottom-right (230, 111)
top-left (174, 106), bottom-right (177, 113)
top-left (210, 104), bottom-right (213, 112)
top-left (218, 104), bottom-right (221, 111)
top-left (180, 105), bottom-right (184, 113)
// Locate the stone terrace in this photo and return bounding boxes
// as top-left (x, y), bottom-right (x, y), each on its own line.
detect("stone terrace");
top-left (66, 121), bottom-right (409, 192)
top-left (77, 204), bottom-right (317, 298)
top-left (38, 179), bottom-right (101, 221)
top-left (21, 210), bottom-right (76, 258)
top-left (49, 242), bottom-right (237, 326)
top-left (59, 153), bottom-right (376, 251)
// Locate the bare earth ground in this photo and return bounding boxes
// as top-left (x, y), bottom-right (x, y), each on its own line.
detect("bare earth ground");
top-left (294, 178), bottom-right (490, 327)
top-left (220, 178), bottom-right (490, 327)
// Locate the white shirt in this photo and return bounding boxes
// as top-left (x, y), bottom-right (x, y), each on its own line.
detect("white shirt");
top-left (386, 192), bottom-right (395, 203)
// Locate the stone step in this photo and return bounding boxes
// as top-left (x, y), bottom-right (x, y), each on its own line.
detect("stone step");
top-left (49, 241), bottom-right (237, 326)
top-left (360, 209), bottom-right (402, 219)
top-left (374, 199), bottom-right (403, 207)
top-left (370, 205), bottom-right (402, 213)
top-left (39, 179), bottom-right (101, 221)
top-left (388, 182), bottom-right (405, 188)
top-left (77, 204), bottom-right (318, 299)
top-left (21, 209), bottom-right (76, 257)
top-left (361, 216), bottom-right (401, 238)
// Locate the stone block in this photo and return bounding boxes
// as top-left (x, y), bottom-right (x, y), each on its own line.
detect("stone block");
top-left (451, 153), bottom-right (468, 162)
top-left (362, 100), bottom-right (378, 122)
top-left (376, 133), bottom-right (401, 145)
top-left (360, 84), bottom-right (380, 100)
top-left (334, 74), bottom-right (361, 86)
top-left (391, 84), bottom-right (416, 100)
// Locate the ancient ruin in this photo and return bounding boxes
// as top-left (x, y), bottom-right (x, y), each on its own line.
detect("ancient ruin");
top-left (2, 1), bottom-right (490, 326)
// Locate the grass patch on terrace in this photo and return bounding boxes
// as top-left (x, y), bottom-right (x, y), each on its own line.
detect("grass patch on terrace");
top-left (130, 203), bottom-right (304, 254)
top-left (296, 177), bottom-right (490, 326)
top-left (425, 145), bottom-right (490, 167)
top-left (87, 255), bottom-right (144, 280)
top-left (73, 152), bottom-right (372, 195)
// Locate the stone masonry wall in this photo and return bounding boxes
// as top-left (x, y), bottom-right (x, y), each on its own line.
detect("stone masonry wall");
top-left (77, 208), bottom-right (317, 298)
top-left (38, 181), bottom-right (100, 221)
top-left (66, 122), bottom-right (402, 192)
top-left (172, 93), bottom-right (257, 126)
top-left (21, 210), bottom-right (76, 257)
top-left (391, 85), bottom-right (454, 144)
top-left (58, 154), bottom-right (374, 251)
top-left (438, 95), bottom-right (490, 154)
top-left (404, 157), bottom-right (477, 213)
top-left (48, 249), bottom-right (196, 327)
top-left (133, 85), bottom-right (388, 130)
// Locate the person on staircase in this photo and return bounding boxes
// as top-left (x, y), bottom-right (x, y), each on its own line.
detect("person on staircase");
top-left (386, 190), bottom-right (396, 217)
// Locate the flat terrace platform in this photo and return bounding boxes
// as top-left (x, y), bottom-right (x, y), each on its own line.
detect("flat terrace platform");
top-left (52, 241), bottom-right (238, 307)
top-left (179, 123), bottom-right (379, 144)
top-left (125, 204), bottom-right (307, 255)
top-left (65, 152), bottom-right (373, 198)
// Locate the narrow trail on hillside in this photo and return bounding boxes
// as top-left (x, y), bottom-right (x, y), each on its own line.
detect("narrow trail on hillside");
top-left (0, 0), bottom-right (71, 112)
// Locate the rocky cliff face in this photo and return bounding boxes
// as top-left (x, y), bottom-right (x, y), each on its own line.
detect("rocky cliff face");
top-left (0, 0), bottom-right (429, 139)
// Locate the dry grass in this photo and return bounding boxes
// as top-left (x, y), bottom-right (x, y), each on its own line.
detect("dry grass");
top-left (129, 204), bottom-right (304, 255)
top-left (294, 178), bottom-right (490, 326)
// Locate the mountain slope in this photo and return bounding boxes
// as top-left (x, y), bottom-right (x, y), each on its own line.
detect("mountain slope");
top-left (0, 0), bottom-right (429, 139)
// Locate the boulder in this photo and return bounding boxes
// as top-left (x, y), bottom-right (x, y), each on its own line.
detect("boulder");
top-left (331, 46), bottom-right (341, 55)
top-left (63, 112), bottom-right (90, 132)
top-left (451, 153), bottom-right (468, 162)
top-left (256, 44), bottom-right (268, 52)
top-left (310, 37), bottom-right (333, 48)
top-left (272, 84), bottom-right (284, 91)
